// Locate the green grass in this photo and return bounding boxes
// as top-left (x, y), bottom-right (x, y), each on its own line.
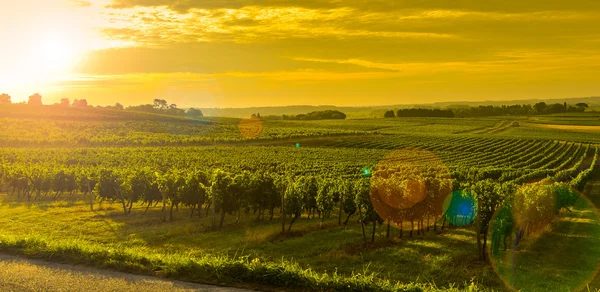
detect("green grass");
top-left (0, 194), bottom-right (494, 291)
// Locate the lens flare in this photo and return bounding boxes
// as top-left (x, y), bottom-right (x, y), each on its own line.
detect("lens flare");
top-left (488, 184), bottom-right (600, 291)
top-left (370, 148), bottom-right (452, 230)
top-left (361, 167), bottom-right (372, 178)
top-left (442, 190), bottom-right (477, 227)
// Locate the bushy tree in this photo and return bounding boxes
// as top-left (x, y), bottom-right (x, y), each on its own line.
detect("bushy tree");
top-left (72, 99), bottom-right (88, 107)
top-left (28, 93), bottom-right (43, 106)
top-left (60, 98), bottom-right (70, 107)
top-left (186, 108), bottom-right (204, 117)
top-left (0, 93), bottom-right (11, 105)
top-left (533, 102), bottom-right (547, 113)
top-left (153, 99), bottom-right (168, 110)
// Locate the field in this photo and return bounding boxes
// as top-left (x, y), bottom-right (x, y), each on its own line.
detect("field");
top-left (1, 107), bottom-right (600, 291)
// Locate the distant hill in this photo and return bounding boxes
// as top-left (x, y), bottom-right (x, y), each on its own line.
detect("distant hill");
top-left (195, 96), bottom-right (600, 118)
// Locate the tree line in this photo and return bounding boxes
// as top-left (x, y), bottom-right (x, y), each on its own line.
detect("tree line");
top-left (0, 94), bottom-right (204, 118)
top-left (281, 110), bottom-right (347, 120)
top-left (385, 109), bottom-right (454, 118)
top-left (383, 102), bottom-right (590, 118)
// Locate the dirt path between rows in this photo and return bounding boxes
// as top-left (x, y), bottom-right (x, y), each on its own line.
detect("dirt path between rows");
top-left (522, 122), bottom-right (600, 132)
top-left (0, 254), bottom-right (253, 292)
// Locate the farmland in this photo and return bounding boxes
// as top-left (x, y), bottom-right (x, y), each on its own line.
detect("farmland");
top-left (1, 107), bottom-right (600, 291)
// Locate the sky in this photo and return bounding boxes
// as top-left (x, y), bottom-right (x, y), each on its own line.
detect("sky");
top-left (1, 0), bottom-right (600, 108)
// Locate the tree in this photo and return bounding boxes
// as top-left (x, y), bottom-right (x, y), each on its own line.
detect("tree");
top-left (286, 110), bottom-right (346, 120)
top-left (186, 108), bottom-right (204, 117)
top-left (153, 99), bottom-right (168, 110)
top-left (576, 103), bottom-right (589, 111)
top-left (60, 98), bottom-right (70, 107)
top-left (533, 102), bottom-right (547, 113)
top-left (72, 99), bottom-right (88, 107)
top-left (28, 93), bottom-right (43, 106)
top-left (0, 93), bottom-right (11, 105)
top-left (115, 103), bottom-right (124, 110)
top-left (384, 110), bottom-right (395, 118)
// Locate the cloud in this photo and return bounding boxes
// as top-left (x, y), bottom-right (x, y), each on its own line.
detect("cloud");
top-left (97, 6), bottom-right (463, 46)
top-left (106, 0), bottom-right (600, 14)
top-left (95, 3), bottom-right (600, 51)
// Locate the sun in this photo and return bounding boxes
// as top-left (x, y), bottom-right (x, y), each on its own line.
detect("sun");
top-left (38, 35), bottom-right (78, 73)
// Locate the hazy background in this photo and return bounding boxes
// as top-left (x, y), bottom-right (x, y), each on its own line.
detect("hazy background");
top-left (1, 0), bottom-right (600, 108)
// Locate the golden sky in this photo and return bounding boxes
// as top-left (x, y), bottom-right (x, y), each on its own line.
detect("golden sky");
top-left (1, 0), bottom-right (600, 107)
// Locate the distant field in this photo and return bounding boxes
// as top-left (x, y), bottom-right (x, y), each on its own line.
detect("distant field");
top-left (526, 112), bottom-right (600, 126)
top-left (523, 122), bottom-right (600, 132)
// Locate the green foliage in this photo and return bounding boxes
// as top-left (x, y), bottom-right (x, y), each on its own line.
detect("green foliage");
top-left (316, 178), bottom-right (335, 220)
top-left (283, 110), bottom-right (347, 120)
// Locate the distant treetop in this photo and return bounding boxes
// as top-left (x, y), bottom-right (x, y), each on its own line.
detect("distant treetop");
top-left (0, 93), bottom-right (11, 105)
top-left (283, 110), bottom-right (346, 120)
top-left (28, 93), bottom-right (43, 106)
top-left (186, 108), bottom-right (204, 117)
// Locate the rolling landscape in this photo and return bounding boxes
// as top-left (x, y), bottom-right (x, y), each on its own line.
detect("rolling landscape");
top-left (0, 101), bottom-right (599, 291)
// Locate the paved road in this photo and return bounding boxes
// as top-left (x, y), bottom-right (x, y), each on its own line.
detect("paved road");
top-left (0, 254), bottom-right (253, 292)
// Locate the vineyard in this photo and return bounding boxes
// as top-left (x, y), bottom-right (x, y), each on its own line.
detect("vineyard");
top-left (1, 108), bottom-right (600, 291)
